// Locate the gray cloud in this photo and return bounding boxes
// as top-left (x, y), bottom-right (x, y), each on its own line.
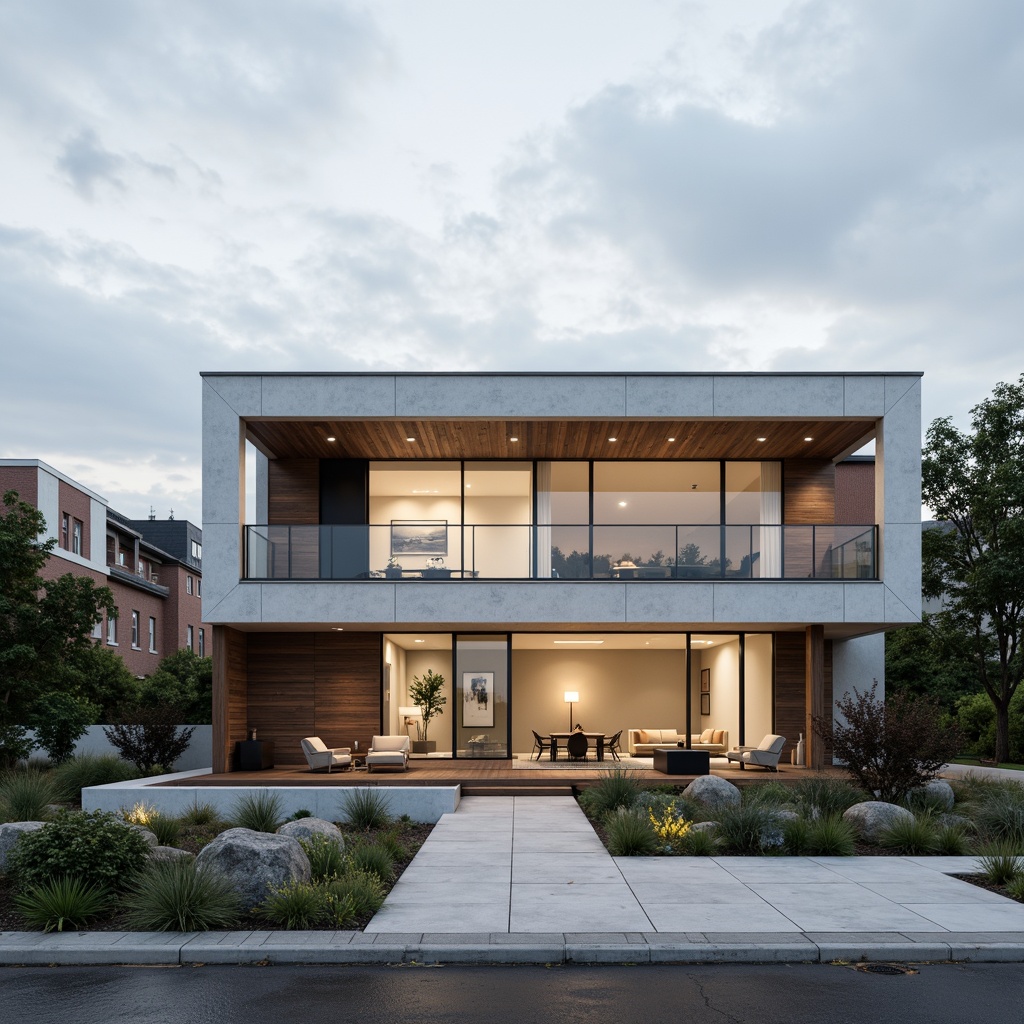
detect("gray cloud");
top-left (56, 128), bottom-right (126, 200)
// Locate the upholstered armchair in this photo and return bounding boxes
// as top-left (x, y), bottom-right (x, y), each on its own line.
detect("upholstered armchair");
top-left (301, 737), bottom-right (352, 773)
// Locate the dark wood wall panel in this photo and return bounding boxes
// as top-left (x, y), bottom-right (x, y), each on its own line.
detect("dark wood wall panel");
top-left (212, 626), bottom-right (249, 773)
top-left (247, 634), bottom-right (316, 765)
top-left (314, 632), bottom-right (382, 753)
top-left (784, 460), bottom-right (836, 523)
top-left (268, 459), bottom-right (319, 524)
top-left (774, 632), bottom-right (805, 759)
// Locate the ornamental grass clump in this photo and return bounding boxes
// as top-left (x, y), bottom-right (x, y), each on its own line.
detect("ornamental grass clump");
top-left (792, 776), bottom-right (865, 820)
top-left (978, 842), bottom-right (1024, 886)
top-left (300, 834), bottom-right (347, 882)
top-left (259, 880), bottom-right (328, 930)
top-left (178, 801), bottom-right (220, 827)
top-left (326, 868), bottom-right (387, 918)
top-left (125, 859), bottom-right (241, 932)
top-left (647, 801), bottom-right (692, 854)
top-left (742, 781), bottom-right (792, 809)
top-left (878, 815), bottom-right (940, 855)
top-left (714, 805), bottom-right (785, 855)
top-left (13, 876), bottom-right (111, 933)
top-left (229, 791), bottom-right (284, 833)
top-left (0, 769), bottom-right (56, 822)
top-left (578, 769), bottom-right (643, 820)
top-left (973, 789), bottom-right (1024, 845)
top-left (341, 788), bottom-right (392, 830)
top-left (934, 821), bottom-right (973, 856)
top-left (805, 814), bottom-right (856, 856)
top-left (606, 807), bottom-right (657, 856)
top-left (348, 841), bottom-right (395, 882)
top-left (682, 827), bottom-right (719, 856)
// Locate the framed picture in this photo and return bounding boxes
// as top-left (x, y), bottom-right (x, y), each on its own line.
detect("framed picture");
top-left (391, 520), bottom-right (448, 556)
top-left (700, 668), bottom-right (710, 693)
top-left (462, 671), bottom-right (494, 727)
top-left (700, 693), bottom-right (711, 716)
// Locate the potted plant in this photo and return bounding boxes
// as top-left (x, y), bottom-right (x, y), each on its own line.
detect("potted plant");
top-left (421, 556), bottom-right (450, 579)
top-left (408, 668), bottom-right (447, 753)
top-left (385, 556), bottom-right (403, 579)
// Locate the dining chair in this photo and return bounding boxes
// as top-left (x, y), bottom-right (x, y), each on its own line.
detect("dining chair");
top-left (566, 731), bottom-right (589, 762)
top-left (531, 730), bottom-right (551, 761)
top-left (605, 729), bottom-right (623, 761)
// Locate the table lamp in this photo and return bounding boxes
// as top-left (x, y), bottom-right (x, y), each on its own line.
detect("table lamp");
top-left (563, 690), bottom-right (579, 731)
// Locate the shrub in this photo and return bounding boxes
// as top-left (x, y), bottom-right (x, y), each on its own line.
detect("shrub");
top-left (605, 808), bottom-right (657, 856)
top-left (300, 834), bottom-right (346, 882)
top-left (13, 875), bottom-right (111, 932)
top-left (322, 888), bottom-right (358, 927)
top-left (103, 702), bottom-right (196, 773)
top-left (148, 813), bottom-right (182, 848)
top-left (1005, 875), bottom-right (1024, 903)
top-left (51, 753), bottom-right (140, 802)
top-left (783, 816), bottom-right (813, 855)
top-left (288, 809), bottom-right (313, 821)
top-left (348, 842), bottom-right (395, 881)
top-left (7, 811), bottom-right (151, 893)
top-left (259, 880), bottom-right (327, 929)
top-left (878, 815), bottom-right (939, 855)
top-left (978, 842), bottom-right (1024, 886)
top-left (178, 801), bottom-right (220, 827)
top-left (742, 781), bottom-right (792, 808)
top-left (935, 822), bottom-right (973, 856)
top-left (373, 830), bottom-right (408, 863)
top-left (341, 788), bottom-right (391, 830)
top-left (0, 769), bottom-right (56, 822)
top-left (816, 682), bottom-right (960, 802)
top-left (647, 801), bottom-right (692, 853)
top-left (640, 790), bottom-right (699, 822)
top-left (578, 769), bottom-right (643, 820)
top-left (905, 787), bottom-right (954, 816)
top-left (791, 776), bottom-right (865, 819)
top-left (30, 692), bottom-right (98, 765)
top-left (229, 791), bottom-right (284, 833)
top-left (326, 869), bottom-right (386, 918)
top-left (682, 827), bottom-right (719, 856)
top-left (125, 859), bottom-right (241, 931)
top-left (0, 723), bottom-right (35, 771)
top-left (973, 789), bottom-right (1024, 844)
top-left (714, 805), bottom-right (786, 855)
top-left (806, 814), bottom-right (856, 856)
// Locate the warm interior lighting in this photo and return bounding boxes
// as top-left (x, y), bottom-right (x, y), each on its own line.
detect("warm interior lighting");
top-left (563, 690), bottom-right (579, 731)
top-left (617, 501), bottom-right (628, 507)
top-left (406, 437), bottom-right (416, 442)
top-left (668, 437), bottom-right (676, 442)
top-left (509, 436), bottom-right (519, 442)
top-left (414, 639), bottom-right (425, 643)
top-left (326, 436), bottom-right (336, 442)
top-left (332, 627), bottom-right (344, 631)
top-left (553, 639), bottom-right (604, 644)
top-left (756, 437), bottom-right (767, 442)
top-left (608, 436), bottom-right (617, 442)
top-left (804, 436), bottom-right (813, 441)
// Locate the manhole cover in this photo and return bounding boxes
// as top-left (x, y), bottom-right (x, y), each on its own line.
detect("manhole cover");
top-left (856, 963), bottom-right (912, 975)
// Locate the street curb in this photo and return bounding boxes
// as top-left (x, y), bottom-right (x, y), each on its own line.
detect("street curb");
top-left (4, 931), bottom-right (1024, 966)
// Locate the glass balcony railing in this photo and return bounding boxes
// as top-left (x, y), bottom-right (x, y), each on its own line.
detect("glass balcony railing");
top-left (243, 524), bottom-right (878, 582)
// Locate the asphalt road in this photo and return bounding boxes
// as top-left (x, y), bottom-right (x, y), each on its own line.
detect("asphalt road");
top-left (5, 962), bottom-right (1024, 1024)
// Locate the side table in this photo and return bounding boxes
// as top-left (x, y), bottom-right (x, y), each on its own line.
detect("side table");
top-left (653, 747), bottom-right (710, 775)
top-left (235, 739), bottom-right (275, 771)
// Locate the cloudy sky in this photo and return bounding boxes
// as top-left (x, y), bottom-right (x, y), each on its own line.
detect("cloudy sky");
top-left (1, 0), bottom-right (1021, 525)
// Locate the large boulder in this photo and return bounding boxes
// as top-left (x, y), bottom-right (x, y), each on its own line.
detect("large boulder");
top-left (150, 846), bottom-right (194, 863)
top-left (683, 775), bottom-right (741, 811)
top-left (911, 780), bottom-right (955, 812)
top-left (195, 827), bottom-right (310, 910)
top-left (277, 817), bottom-right (345, 851)
top-left (843, 801), bottom-right (915, 843)
top-left (0, 821), bottom-right (46, 872)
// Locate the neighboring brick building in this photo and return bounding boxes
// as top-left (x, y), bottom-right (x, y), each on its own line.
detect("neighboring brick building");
top-left (0, 459), bottom-right (211, 676)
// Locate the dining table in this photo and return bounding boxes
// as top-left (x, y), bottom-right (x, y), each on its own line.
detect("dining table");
top-left (548, 731), bottom-right (607, 761)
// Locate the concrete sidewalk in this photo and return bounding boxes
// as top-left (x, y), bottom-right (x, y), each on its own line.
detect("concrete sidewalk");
top-left (4, 795), bottom-right (1024, 965)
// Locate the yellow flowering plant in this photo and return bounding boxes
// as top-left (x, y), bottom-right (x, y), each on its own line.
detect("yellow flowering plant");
top-left (648, 801), bottom-right (692, 852)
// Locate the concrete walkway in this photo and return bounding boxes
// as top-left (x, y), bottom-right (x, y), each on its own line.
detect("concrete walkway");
top-left (5, 795), bottom-right (1024, 965)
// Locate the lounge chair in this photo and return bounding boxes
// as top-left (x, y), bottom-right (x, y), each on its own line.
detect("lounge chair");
top-left (725, 734), bottom-right (786, 772)
top-left (301, 737), bottom-right (352, 773)
top-left (366, 735), bottom-right (410, 772)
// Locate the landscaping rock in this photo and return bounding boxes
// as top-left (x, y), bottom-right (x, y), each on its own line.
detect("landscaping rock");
top-left (277, 817), bottom-right (345, 850)
top-left (150, 845), bottom-right (194, 863)
top-left (195, 827), bottom-right (310, 910)
top-left (936, 812), bottom-right (974, 832)
top-left (771, 808), bottom-right (801, 824)
top-left (124, 824), bottom-right (159, 847)
top-left (911, 780), bottom-right (955, 811)
top-left (689, 820), bottom-right (719, 834)
top-left (0, 821), bottom-right (45, 871)
top-left (843, 801), bottom-right (915, 843)
top-left (682, 775), bottom-right (741, 811)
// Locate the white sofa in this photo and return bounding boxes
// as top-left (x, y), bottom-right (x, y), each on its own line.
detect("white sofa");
top-left (627, 728), bottom-right (730, 757)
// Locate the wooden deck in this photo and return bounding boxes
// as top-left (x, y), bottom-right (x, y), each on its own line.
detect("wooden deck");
top-left (155, 758), bottom-right (845, 798)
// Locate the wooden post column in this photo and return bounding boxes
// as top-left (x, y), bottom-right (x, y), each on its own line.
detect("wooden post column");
top-left (805, 625), bottom-right (825, 770)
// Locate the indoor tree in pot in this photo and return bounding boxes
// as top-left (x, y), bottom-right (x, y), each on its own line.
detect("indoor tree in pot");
top-left (408, 668), bottom-right (447, 754)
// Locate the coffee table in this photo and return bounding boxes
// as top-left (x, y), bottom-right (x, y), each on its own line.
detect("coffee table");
top-left (653, 747), bottom-right (710, 775)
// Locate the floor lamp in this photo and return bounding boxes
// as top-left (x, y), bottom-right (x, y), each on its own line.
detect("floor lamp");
top-left (564, 690), bottom-right (579, 731)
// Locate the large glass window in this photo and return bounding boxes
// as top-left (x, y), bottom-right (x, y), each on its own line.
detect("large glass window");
top-left (539, 462), bottom-right (589, 578)
top-left (455, 634), bottom-right (509, 758)
top-left (464, 462), bottom-right (532, 578)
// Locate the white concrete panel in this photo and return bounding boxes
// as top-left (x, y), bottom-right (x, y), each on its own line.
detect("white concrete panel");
top-left (842, 376), bottom-right (885, 417)
top-left (89, 497), bottom-right (107, 566)
top-left (832, 634), bottom-right (885, 708)
top-left (202, 381), bottom-right (244, 526)
top-left (712, 376), bottom-right (844, 417)
top-left (879, 379), bottom-right (922, 525)
top-left (885, 585), bottom-right (922, 624)
top-left (260, 375), bottom-right (397, 417)
top-left (396, 581), bottom-right (627, 625)
top-left (198, 522), bottom-right (243, 619)
top-left (842, 583), bottom-right (886, 623)
top-left (712, 583), bottom-right (845, 624)
top-left (36, 464), bottom-right (59, 540)
top-left (882, 522), bottom-right (922, 617)
top-left (260, 582), bottom-right (396, 624)
top-left (63, 725), bottom-right (213, 771)
top-left (623, 583), bottom-right (714, 624)
top-left (884, 374), bottom-right (921, 413)
top-left (202, 579), bottom-right (262, 624)
top-left (624, 376), bottom-right (714, 417)
top-left (202, 374), bottom-right (263, 416)
top-left (255, 450), bottom-right (269, 523)
top-left (395, 375), bottom-right (627, 418)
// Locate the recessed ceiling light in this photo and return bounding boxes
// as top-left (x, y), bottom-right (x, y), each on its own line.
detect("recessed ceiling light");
top-left (414, 639), bottom-right (425, 644)
top-left (618, 501), bottom-right (628, 507)
top-left (804, 436), bottom-right (813, 442)
top-left (756, 437), bottom-right (767, 443)
top-left (465, 483), bottom-right (471, 488)
top-left (553, 639), bottom-right (605, 645)
top-left (608, 436), bottom-right (617, 442)
top-left (406, 437), bottom-right (416, 442)
top-left (332, 627), bottom-right (344, 631)
top-left (668, 437), bottom-right (676, 442)
top-left (326, 436), bottom-right (336, 442)
top-left (509, 436), bottom-right (519, 442)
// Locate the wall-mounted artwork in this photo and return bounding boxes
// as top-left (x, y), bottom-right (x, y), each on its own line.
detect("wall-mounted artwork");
top-left (391, 521), bottom-right (448, 556)
top-left (700, 668), bottom-right (710, 693)
top-left (700, 693), bottom-right (711, 716)
top-left (462, 671), bottom-right (494, 727)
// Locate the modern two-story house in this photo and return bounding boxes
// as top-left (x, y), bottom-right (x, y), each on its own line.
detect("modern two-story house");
top-left (202, 372), bottom-right (922, 773)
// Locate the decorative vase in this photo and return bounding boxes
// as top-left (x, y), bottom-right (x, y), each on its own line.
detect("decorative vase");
top-left (795, 733), bottom-right (805, 766)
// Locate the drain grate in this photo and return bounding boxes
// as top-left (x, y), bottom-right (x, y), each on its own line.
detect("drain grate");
top-left (856, 963), bottom-right (914, 975)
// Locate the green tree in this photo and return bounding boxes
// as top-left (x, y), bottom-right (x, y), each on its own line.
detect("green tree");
top-left (884, 613), bottom-right (977, 711)
top-left (922, 375), bottom-right (1024, 762)
top-left (137, 648), bottom-right (213, 724)
top-left (0, 491), bottom-right (115, 764)
top-left (56, 645), bottom-right (140, 721)
top-left (407, 669), bottom-right (447, 743)
top-left (30, 691), bottom-right (99, 764)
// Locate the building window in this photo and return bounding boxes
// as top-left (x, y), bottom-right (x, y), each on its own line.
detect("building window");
top-left (198, 628), bottom-right (205, 657)
top-left (61, 514), bottom-right (69, 549)
top-left (91, 618), bottom-right (102, 640)
top-left (191, 540), bottom-right (202, 560)
top-left (197, 578), bottom-right (202, 597)
top-left (107, 615), bottom-right (117, 645)
top-left (149, 616), bottom-right (157, 653)
top-left (186, 575), bottom-right (193, 595)
top-left (72, 519), bottom-right (83, 555)
top-left (187, 625), bottom-right (194, 650)
top-left (131, 611), bottom-right (140, 648)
